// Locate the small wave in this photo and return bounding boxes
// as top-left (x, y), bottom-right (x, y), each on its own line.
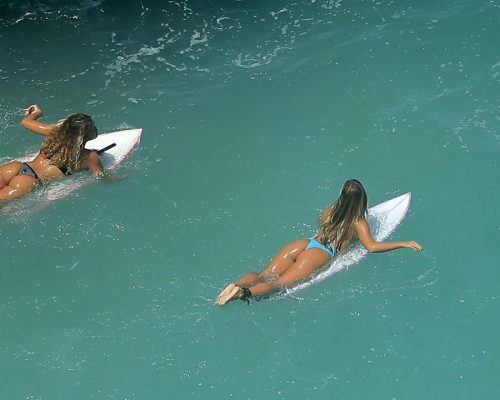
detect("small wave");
top-left (233, 53), bottom-right (273, 69)
top-left (0, 0), bottom-right (102, 28)
top-left (95, 0), bottom-right (347, 86)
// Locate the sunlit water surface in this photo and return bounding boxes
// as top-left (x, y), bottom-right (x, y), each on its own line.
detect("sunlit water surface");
top-left (1, 0), bottom-right (499, 399)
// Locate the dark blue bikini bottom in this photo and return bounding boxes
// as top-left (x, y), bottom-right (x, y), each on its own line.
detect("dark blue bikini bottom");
top-left (18, 163), bottom-right (41, 184)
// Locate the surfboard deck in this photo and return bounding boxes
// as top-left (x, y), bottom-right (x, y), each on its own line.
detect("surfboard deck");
top-left (1, 128), bottom-right (142, 215)
top-left (84, 128), bottom-right (142, 171)
top-left (287, 192), bottom-right (412, 295)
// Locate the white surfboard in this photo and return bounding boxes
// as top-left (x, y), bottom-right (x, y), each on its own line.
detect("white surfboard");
top-left (1, 128), bottom-right (142, 215)
top-left (287, 192), bottom-right (412, 295)
top-left (84, 128), bottom-right (142, 170)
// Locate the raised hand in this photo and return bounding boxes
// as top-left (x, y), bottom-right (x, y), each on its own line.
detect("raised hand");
top-left (22, 104), bottom-right (42, 117)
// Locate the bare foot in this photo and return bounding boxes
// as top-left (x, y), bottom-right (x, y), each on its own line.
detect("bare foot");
top-left (215, 283), bottom-right (235, 304)
top-left (215, 284), bottom-right (242, 305)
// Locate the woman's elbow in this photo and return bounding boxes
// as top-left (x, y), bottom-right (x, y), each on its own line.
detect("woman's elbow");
top-left (364, 244), bottom-right (378, 253)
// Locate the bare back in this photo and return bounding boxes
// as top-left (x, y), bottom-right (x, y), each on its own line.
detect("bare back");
top-left (28, 149), bottom-right (99, 183)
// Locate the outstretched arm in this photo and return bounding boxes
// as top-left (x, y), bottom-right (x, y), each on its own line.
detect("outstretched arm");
top-left (21, 105), bottom-right (56, 136)
top-left (355, 219), bottom-right (422, 253)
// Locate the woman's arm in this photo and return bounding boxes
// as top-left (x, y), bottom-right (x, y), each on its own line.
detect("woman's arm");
top-left (21, 105), bottom-right (56, 136)
top-left (85, 151), bottom-right (119, 183)
top-left (86, 151), bottom-right (105, 175)
top-left (355, 219), bottom-right (422, 253)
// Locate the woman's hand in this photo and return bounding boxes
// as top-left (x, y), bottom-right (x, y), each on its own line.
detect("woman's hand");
top-left (403, 241), bottom-right (423, 251)
top-left (21, 105), bottom-right (55, 136)
top-left (22, 104), bottom-right (43, 117)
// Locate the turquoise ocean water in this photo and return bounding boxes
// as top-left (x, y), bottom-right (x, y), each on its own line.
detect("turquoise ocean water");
top-left (1, 0), bottom-right (499, 398)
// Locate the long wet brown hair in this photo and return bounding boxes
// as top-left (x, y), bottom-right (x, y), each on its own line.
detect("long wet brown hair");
top-left (316, 179), bottom-right (368, 252)
top-left (40, 113), bottom-right (97, 173)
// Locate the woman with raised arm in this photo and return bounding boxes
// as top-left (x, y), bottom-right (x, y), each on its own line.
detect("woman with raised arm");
top-left (0, 105), bottom-right (103, 201)
top-left (215, 179), bottom-right (422, 305)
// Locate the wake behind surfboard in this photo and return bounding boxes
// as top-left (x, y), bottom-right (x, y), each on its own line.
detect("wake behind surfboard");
top-left (286, 192), bottom-right (412, 295)
top-left (0, 128), bottom-right (142, 215)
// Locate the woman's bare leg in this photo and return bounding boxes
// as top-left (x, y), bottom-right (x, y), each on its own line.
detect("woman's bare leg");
top-left (248, 248), bottom-right (331, 296)
top-left (235, 272), bottom-right (262, 287)
top-left (214, 272), bottom-right (263, 304)
top-left (215, 240), bottom-right (311, 305)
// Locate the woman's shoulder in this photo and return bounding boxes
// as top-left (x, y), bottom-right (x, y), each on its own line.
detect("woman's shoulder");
top-left (353, 218), bottom-right (369, 234)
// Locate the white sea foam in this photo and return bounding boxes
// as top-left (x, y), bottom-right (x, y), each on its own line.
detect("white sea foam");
top-left (190, 30), bottom-right (208, 46)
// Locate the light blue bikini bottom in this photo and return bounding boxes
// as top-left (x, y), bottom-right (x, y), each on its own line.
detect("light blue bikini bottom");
top-left (305, 238), bottom-right (334, 257)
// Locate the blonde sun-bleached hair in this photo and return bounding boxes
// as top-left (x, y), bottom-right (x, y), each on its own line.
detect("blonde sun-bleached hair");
top-left (40, 113), bottom-right (97, 173)
top-left (316, 179), bottom-right (368, 253)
